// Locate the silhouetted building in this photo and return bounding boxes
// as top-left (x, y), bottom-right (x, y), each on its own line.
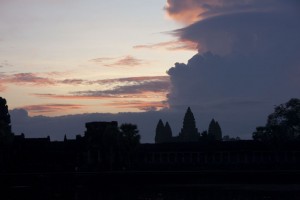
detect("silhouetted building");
top-left (85, 121), bottom-right (118, 144)
top-left (155, 120), bottom-right (173, 143)
top-left (1, 119), bottom-right (300, 173)
top-left (155, 107), bottom-right (200, 143)
top-left (2, 95), bottom-right (300, 175)
top-left (208, 119), bottom-right (222, 140)
top-left (178, 107), bottom-right (199, 142)
top-left (138, 140), bottom-right (300, 171)
top-left (155, 107), bottom-right (225, 143)
top-left (84, 121), bottom-right (120, 169)
top-left (164, 122), bottom-right (173, 140)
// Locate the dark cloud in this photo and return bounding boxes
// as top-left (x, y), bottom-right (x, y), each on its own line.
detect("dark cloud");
top-left (0, 72), bottom-right (170, 94)
top-left (32, 76), bottom-right (170, 99)
top-left (165, 0), bottom-right (300, 24)
top-left (165, 0), bottom-right (300, 138)
top-left (10, 108), bottom-right (191, 143)
top-left (60, 79), bottom-right (85, 85)
top-left (72, 78), bottom-right (170, 97)
top-left (167, 1), bottom-right (300, 56)
top-left (11, 106), bottom-right (237, 143)
top-left (30, 76), bottom-right (170, 112)
top-left (0, 72), bottom-right (170, 90)
top-left (175, 11), bottom-right (300, 56)
top-left (167, 1), bottom-right (300, 102)
top-left (91, 76), bottom-right (169, 85)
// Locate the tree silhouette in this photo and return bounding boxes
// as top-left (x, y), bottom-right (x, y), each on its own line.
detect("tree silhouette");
top-left (119, 123), bottom-right (140, 169)
top-left (84, 121), bottom-right (120, 169)
top-left (120, 123), bottom-right (140, 147)
top-left (0, 97), bottom-right (13, 144)
top-left (253, 98), bottom-right (300, 142)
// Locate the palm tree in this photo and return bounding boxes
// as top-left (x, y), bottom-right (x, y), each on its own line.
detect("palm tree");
top-left (119, 123), bottom-right (140, 169)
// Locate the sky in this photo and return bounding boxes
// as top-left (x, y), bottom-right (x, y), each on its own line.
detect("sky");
top-left (0, 0), bottom-right (195, 115)
top-left (1, 0), bottom-right (300, 142)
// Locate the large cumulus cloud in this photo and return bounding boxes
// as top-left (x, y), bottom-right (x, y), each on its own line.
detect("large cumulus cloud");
top-left (7, 1), bottom-right (300, 142)
top-left (165, 0), bottom-right (300, 24)
top-left (166, 0), bottom-right (300, 137)
top-left (176, 11), bottom-right (300, 56)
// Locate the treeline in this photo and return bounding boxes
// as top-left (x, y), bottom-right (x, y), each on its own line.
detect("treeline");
top-left (253, 98), bottom-right (300, 143)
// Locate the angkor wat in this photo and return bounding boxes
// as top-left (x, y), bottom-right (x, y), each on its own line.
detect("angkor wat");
top-left (1, 96), bottom-right (300, 199)
top-left (155, 107), bottom-right (222, 143)
top-left (1, 96), bottom-right (300, 173)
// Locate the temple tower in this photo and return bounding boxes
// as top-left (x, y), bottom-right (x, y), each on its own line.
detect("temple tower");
top-left (155, 119), bottom-right (173, 143)
top-left (179, 107), bottom-right (199, 142)
top-left (208, 119), bottom-right (222, 140)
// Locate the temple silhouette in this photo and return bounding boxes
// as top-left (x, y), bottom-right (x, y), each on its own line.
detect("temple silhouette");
top-left (1, 97), bottom-right (300, 174)
top-left (155, 107), bottom-right (222, 143)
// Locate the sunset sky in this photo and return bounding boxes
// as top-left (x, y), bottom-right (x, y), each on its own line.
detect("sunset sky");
top-left (0, 0), bottom-right (195, 116)
top-left (2, 0), bottom-right (300, 141)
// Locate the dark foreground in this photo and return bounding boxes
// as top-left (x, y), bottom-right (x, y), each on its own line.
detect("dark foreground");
top-left (2, 170), bottom-right (300, 200)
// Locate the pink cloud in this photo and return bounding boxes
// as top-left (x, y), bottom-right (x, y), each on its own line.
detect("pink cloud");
top-left (60, 79), bottom-right (85, 85)
top-left (104, 100), bottom-right (168, 111)
top-left (165, 0), bottom-right (206, 24)
top-left (0, 72), bottom-right (86, 87)
top-left (32, 93), bottom-right (106, 100)
top-left (108, 56), bottom-right (144, 67)
top-left (133, 40), bottom-right (197, 51)
top-left (91, 55), bottom-right (145, 67)
top-left (19, 103), bottom-right (86, 114)
top-left (0, 84), bottom-right (6, 92)
top-left (7, 73), bottom-right (56, 85)
top-left (91, 76), bottom-right (169, 84)
top-left (90, 57), bottom-right (115, 63)
top-left (31, 76), bottom-right (170, 101)
top-left (164, 0), bottom-right (287, 25)
top-left (70, 76), bottom-right (170, 98)
top-left (0, 72), bottom-right (70, 86)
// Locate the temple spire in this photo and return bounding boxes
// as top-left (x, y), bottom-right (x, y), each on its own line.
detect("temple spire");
top-left (208, 118), bottom-right (222, 141)
top-left (155, 119), bottom-right (165, 143)
top-left (155, 120), bottom-right (173, 143)
top-left (179, 107), bottom-right (199, 142)
top-left (165, 122), bottom-right (173, 139)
